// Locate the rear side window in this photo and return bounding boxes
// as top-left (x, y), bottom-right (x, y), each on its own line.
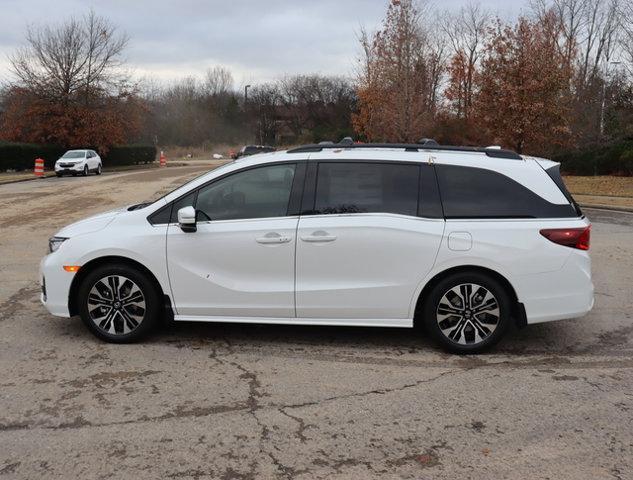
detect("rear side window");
top-left (314, 162), bottom-right (419, 216)
top-left (436, 165), bottom-right (578, 218)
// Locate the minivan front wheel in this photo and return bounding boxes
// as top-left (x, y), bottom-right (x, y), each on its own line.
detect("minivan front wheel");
top-left (77, 264), bottom-right (159, 343)
top-left (422, 272), bottom-right (511, 354)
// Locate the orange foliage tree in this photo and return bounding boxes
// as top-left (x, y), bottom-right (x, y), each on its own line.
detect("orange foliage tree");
top-left (0, 87), bottom-right (145, 151)
top-left (473, 13), bottom-right (574, 154)
top-left (0, 11), bottom-right (146, 152)
top-left (353, 0), bottom-right (444, 142)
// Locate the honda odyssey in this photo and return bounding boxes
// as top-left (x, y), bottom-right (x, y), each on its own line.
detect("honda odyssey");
top-left (40, 140), bottom-right (593, 353)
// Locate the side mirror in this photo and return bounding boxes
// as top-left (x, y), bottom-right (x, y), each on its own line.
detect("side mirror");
top-left (177, 206), bottom-right (197, 233)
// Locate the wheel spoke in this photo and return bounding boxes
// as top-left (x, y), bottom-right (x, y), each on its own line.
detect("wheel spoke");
top-left (437, 302), bottom-right (463, 316)
top-left (87, 293), bottom-right (110, 306)
top-left (107, 276), bottom-right (121, 301)
top-left (123, 290), bottom-right (144, 306)
top-left (472, 298), bottom-right (498, 314)
top-left (447, 318), bottom-right (469, 344)
top-left (119, 309), bottom-right (140, 334)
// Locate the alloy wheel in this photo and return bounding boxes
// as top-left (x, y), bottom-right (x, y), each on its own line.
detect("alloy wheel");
top-left (436, 283), bottom-right (500, 346)
top-left (87, 275), bottom-right (146, 335)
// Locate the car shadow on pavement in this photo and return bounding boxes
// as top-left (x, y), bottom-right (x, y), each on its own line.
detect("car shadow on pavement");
top-left (52, 313), bottom-right (597, 357)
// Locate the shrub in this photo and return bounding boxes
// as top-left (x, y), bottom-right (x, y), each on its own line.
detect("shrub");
top-left (619, 150), bottom-right (633, 176)
top-left (0, 142), bottom-right (66, 170)
top-left (102, 145), bottom-right (157, 166)
top-left (0, 143), bottom-right (157, 171)
top-left (553, 140), bottom-right (633, 176)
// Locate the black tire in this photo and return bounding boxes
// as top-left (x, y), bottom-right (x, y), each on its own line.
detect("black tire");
top-left (96, 164), bottom-right (102, 175)
top-left (83, 165), bottom-right (89, 176)
top-left (56, 173), bottom-right (63, 177)
top-left (421, 271), bottom-right (511, 354)
top-left (77, 263), bottom-right (160, 343)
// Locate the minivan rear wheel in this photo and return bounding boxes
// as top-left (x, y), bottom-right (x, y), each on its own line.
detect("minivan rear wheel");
top-left (77, 264), bottom-right (159, 343)
top-left (422, 271), bottom-right (511, 354)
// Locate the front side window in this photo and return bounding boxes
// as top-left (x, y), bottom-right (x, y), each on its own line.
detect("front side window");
top-left (313, 162), bottom-right (419, 216)
top-left (195, 164), bottom-right (296, 221)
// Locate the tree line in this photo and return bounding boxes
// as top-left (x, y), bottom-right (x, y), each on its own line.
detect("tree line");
top-left (1, 0), bottom-right (633, 159)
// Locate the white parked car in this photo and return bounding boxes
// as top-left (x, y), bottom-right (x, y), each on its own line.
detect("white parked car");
top-left (55, 149), bottom-right (102, 177)
top-left (40, 140), bottom-right (593, 353)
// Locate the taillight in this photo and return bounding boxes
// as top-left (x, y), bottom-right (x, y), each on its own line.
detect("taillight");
top-left (539, 225), bottom-right (590, 250)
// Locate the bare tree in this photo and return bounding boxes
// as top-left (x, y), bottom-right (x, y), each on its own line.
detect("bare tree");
top-left (249, 84), bottom-right (280, 145)
top-left (441, 3), bottom-right (489, 118)
top-left (9, 9), bottom-right (128, 101)
top-left (620, 0), bottom-right (633, 74)
top-left (203, 66), bottom-right (233, 97)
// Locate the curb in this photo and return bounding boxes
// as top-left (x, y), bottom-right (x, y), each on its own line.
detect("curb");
top-left (0, 173), bottom-right (57, 185)
top-left (579, 203), bottom-right (633, 213)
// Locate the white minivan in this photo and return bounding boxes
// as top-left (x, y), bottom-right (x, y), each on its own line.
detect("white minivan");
top-left (40, 141), bottom-right (593, 353)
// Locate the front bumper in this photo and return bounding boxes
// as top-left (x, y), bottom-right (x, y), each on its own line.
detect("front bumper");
top-left (40, 254), bottom-right (75, 317)
top-left (55, 163), bottom-right (84, 173)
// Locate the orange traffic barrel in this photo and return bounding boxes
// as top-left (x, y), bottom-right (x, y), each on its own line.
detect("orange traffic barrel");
top-left (159, 151), bottom-right (166, 167)
top-left (34, 158), bottom-right (45, 177)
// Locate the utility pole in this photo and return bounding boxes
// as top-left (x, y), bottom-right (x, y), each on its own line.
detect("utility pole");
top-left (600, 61), bottom-right (621, 137)
top-left (244, 84), bottom-right (251, 105)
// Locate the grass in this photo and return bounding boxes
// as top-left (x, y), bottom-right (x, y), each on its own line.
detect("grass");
top-left (563, 176), bottom-right (633, 198)
top-left (564, 175), bottom-right (633, 209)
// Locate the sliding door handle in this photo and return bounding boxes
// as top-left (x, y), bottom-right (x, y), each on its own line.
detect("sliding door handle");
top-left (301, 231), bottom-right (337, 243)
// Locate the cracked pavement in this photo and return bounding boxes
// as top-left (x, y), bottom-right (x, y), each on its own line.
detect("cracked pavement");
top-left (0, 166), bottom-right (632, 479)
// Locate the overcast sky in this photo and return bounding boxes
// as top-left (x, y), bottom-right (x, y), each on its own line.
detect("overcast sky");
top-left (0, 0), bottom-right (526, 88)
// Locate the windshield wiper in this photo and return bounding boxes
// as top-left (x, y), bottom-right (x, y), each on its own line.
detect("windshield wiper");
top-left (127, 202), bottom-right (151, 211)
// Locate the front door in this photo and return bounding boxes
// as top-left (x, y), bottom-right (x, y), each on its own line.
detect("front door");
top-left (167, 163), bottom-right (300, 318)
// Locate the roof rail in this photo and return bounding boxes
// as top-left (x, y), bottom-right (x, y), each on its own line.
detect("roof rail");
top-left (287, 139), bottom-right (522, 160)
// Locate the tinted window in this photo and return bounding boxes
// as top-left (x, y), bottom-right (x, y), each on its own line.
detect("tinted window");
top-left (195, 164), bottom-right (296, 221)
top-left (436, 165), bottom-right (578, 218)
top-left (314, 162), bottom-right (419, 216)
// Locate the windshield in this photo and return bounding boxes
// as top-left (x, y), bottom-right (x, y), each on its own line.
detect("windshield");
top-left (62, 151), bottom-right (86, 159)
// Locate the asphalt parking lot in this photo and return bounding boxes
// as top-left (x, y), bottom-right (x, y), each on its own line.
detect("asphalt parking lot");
top-left (0, 165), bottom-right (631, 479)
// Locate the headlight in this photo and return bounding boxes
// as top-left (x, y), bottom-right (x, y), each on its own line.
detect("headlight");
top-left (49, 236), bottom-right (68, 253)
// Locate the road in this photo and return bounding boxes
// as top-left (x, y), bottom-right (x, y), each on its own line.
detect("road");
top-left (0, 166), bottom-right (631, 479)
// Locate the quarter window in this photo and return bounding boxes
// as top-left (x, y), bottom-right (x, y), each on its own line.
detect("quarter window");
top-left (195, 164), bottom-right (296, 221)
top-left (313, 162), bottom-right (419, 216)
top-left (436, 164), bottom-right (578, 218)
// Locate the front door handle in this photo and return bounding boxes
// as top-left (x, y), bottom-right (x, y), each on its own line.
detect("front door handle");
top-left (256, 233), bottom-right (291, 244)
top-left (300, 230), bottom-right (337, 243)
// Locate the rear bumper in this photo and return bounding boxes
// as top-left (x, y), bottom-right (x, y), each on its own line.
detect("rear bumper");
top-left (514, 250), bottom-right (594, 324)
